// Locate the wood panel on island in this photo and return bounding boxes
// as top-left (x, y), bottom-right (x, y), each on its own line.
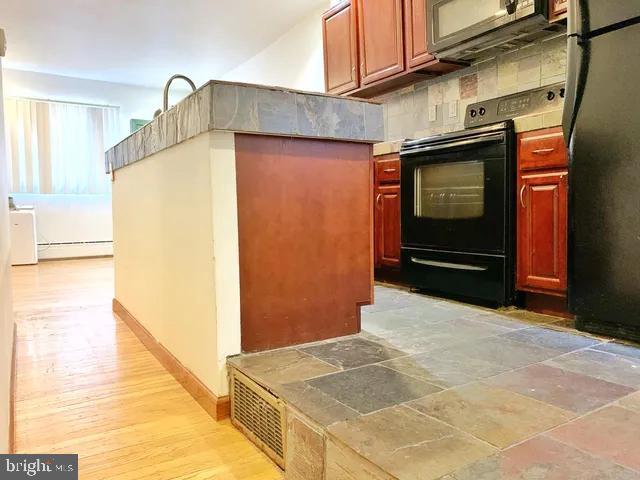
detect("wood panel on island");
top-left (374, 154), bottom-right (401, 270)
top-left (236, 135), bottom-right (374, 352)
top-left (322, 0), bottom-right (463, 98)
top-left (517, 127), bottom-right (570, 316)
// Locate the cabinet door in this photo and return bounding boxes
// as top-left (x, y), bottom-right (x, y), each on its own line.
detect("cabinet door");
top-left (549, 0), bottom-right (568, 22)
top-left (357, 0), bottom-right (405, 85)
top-left (323, 2), bottom-right (359, 94)
top-left (375, 184), bottom-right (401, 267)
top-left (517, 170), bottom-right (568, 294)
top-left (404, 0), bottom-right (435, 69)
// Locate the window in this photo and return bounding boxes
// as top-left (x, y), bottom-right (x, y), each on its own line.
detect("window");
top-left (414, 161), bottom-right (485, 219)
top-left (4, 98), bottom-right (120, 194)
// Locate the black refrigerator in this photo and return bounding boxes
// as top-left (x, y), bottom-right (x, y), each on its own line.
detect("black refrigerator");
top-left (563, 0), bottom-right (640, 340)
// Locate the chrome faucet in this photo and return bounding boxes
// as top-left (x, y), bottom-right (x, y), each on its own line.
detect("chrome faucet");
top-left (153, 74), bottom-right (197, 118)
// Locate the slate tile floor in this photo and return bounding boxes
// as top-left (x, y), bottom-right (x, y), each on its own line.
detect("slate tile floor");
top-left (308, 364), bottom-right (442, 414)
top-left (228, 285), bottom-right (640, 479)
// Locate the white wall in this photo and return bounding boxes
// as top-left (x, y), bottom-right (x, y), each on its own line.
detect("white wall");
top-left (0, 47), bottom-right (16, 453)
top-left (3, 70), bottom-right (190, 259)
top-left (222, 3), bottom-right (330, 92)
top-left (113, 131), bottom-right (241, 397)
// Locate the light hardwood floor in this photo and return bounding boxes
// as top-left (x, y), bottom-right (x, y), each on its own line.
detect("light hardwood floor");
top-left (11, 257), bottom-right (282, 480)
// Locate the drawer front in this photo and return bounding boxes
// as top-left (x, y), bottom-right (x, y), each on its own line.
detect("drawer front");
top-left (375, 156), bottom-right (400, 183)
top-left (518, 127), bottom-right (567, 171)
top-left (551, 0), bottom-right (568, 15)
top-left (401, 247), bottom-right (511, 306)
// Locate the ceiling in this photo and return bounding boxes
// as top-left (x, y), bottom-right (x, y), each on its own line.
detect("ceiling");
top-left (1, 0), bottom-right (328, 88)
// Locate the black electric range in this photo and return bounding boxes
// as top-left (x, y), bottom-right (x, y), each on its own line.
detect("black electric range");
top-left (399, 83), bottom-right (565, 307)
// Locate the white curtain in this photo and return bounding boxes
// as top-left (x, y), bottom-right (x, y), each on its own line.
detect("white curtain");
top-left (4, 98), bottom-right (120, 194)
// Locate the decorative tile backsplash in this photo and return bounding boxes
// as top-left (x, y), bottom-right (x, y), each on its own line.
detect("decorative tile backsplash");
top-left (376, 34), bottom-right (567, 141)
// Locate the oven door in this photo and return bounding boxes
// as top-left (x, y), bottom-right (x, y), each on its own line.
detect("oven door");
top-left (401, 131), bottom-right (508, 254)
top-left (428, 0), bottom-right (516, 53)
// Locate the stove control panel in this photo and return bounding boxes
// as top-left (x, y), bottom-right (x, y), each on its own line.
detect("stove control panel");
top-left (464, 83), bottom-right (565, 128)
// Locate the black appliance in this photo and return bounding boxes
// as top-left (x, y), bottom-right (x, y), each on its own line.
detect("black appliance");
top-left (400, 121), bottom-right (516, 306)
top-left (427, 0), bottom-right (563, 62)
top-left (562, 0), bottom-right (640, 340)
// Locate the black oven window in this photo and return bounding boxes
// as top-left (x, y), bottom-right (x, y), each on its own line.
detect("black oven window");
top-left (414, 161), bottom-right (485, 219)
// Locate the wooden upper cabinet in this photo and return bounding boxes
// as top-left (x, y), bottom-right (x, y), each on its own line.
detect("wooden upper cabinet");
top-left (323, 2), bottom-right (359, 95)
top-left (357, 0), bottom-right (405, 85)
top-left (322, 0), bottom-right (462, 97)
top-left (404, 0), bottom-right (435, 69)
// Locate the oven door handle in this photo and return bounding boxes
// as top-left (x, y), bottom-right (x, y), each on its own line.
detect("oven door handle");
top-left (401, 132), bottom-right (505, 156)
top-left (410, 257), bottom-right (489, 272)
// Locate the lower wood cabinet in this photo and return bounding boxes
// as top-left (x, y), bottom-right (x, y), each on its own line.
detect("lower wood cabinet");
top-left (517, 170), bottom-right (568, 294)
top-left (375, 183), bottom-right (401, 267)
top-left (374, 154), bottom-right (401, 269)
top-left (516, 127), bottom-right (568, 295)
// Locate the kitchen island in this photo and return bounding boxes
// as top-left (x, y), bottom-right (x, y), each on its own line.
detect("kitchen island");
top-left (107, 80), bottom-right (383, 419)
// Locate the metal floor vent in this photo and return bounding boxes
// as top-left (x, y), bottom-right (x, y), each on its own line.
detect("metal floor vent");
top-left (230, 368), bottom-right (286, 468)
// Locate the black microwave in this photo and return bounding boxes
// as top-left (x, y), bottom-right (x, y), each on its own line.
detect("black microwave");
top-left (427, 0), bottom-right (562, 62)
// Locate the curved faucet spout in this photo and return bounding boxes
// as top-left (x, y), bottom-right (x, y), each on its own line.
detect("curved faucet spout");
top-left (155, 74), bottom-right (197, 117)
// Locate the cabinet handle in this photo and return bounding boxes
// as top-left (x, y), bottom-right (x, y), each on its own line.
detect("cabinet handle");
top-left (520, 185), bottom-right (526, 208)
top-left (383, 168), bottom-right (397, 173)
top-left (411, 257), bottom-right (488, 271)
top-left (532, 148), bottom-right (555, 155)
top-left (376, 193), bottom-right (382, 208)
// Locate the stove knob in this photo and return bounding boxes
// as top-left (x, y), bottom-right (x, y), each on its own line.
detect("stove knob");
top-left (479, 107), bottom-right (486, 116)
top-left (560, 88), bottom-right (566, 98)
top-left (470, 109), bottom-right (477, 118)
top-left (547, 91), bottom-right (556, 101)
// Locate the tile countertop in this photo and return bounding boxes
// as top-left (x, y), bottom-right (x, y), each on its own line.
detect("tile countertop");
top-left (105, 80), bottom-right (384, 172)
top-left (373, 109), bottom-right (564, 157)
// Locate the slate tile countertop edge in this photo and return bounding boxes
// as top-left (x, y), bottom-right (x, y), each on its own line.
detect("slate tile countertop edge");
top-left (105, 80), bottom-right (384, 173)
